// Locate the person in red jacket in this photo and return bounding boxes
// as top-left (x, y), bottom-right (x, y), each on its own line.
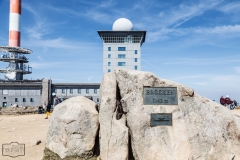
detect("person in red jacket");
top-left (225, 95), bottom-right (233, 105)
top-left (220, 96), bottom-right (225, 105)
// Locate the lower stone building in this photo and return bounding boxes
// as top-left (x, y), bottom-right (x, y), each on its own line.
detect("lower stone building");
top-left (51, 83), bottom-right (100, 104)
top-left (0, 79), bottom-right (100, 107)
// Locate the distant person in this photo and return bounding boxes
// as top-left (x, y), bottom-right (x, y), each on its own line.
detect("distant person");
top-left (45, 100), bottom-right (51, 119)
top-left (43, 102), bottom-right (46, 113)
top-left (53, 97), bottom-right (61, 108)
top-left (230, 100), bottom-right (238, 110)
top-left (233, 100), bottom-right (238, 106)
top-left (225, 95), bottom-right (235, 110)
top-left (225, 95), bottom-right (233, 105)
top-left (38, 105), bottom-right (43, 114)
top-left (220, 96), bottom-right (225, 105)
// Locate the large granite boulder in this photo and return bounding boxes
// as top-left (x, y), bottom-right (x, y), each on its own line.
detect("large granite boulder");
top-left (99, 69), bottom-right (240, 160)
top-left (45, 96), bottom-right (99, 159)
top-left (99, 72), bottom-right (129, 160)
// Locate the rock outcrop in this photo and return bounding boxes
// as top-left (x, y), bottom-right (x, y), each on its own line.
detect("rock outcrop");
top-left (99, 72), bottom-right (129, 160)
top-left (46, 96), bottom-right (99, 159)
top-left (99, 69), bottom-right (240, 160)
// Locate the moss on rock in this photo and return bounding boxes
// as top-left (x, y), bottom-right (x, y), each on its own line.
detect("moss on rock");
top-left (42, 148), bottom-right (99, 160)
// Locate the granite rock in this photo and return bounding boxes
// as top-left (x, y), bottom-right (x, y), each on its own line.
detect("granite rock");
top-left (99, 69), bottom-right (240, 160)
top-left (46, 96), bottom-right (99, 159)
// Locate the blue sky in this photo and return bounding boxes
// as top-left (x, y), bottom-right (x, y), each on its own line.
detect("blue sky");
top-left (0, 0), bottom-right (240, 102)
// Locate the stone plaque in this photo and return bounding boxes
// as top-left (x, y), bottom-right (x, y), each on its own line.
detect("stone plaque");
top-left (150, 113), bottom-right (172, 126)
top-left (143, 87), bottom-right (178, 105)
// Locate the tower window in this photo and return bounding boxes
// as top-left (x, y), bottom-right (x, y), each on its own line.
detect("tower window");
top-left (23, 98), bottom-right (26, 102)
top-left (30, 98), bottom-right (34, 102)
top-left (108, 54), bottom-right (111, 58)
top-left (108, 47), bottom-right (111, 51)
top-left (118, 47), bottom-right (126, 51)
top-left (118, 62), bottom-right (126, 66)
top-left (135, 58), bottom-right (137, 62)
top-left (15, 98), bottom-right (18, 102)
top-left (124, 35), bottom-right (133, 43)
top-left (118, 54), bottom-right (126, 58)
top-left (108, 62), bottom-right (111, 66)
top-left (135, 66), bottom-right (138, 70)
top-left (108, 69), bottom-right (111, 72)
top-left (135, 50), bottom-right (138, 54)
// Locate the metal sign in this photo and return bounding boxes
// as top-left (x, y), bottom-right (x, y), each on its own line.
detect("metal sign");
top-left (143, 87), bottom-right (178, 105)
top-left (150, 113), bottom-right (172, 126)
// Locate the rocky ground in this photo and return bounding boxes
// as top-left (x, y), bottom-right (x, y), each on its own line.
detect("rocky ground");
top-left (0, 106), bottom-right (39, 115)
top-left (0, 109), bottom-right (239, 160)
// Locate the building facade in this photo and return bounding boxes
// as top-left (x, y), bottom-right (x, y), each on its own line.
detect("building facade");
top-left (98, 18), bottom-right (146, 74)
top-left (0, 79), bottom-right (100, 107)
top-left (51, 83), bottom-right (100, 104)
top-left (0, 80), bottom-right (43, 107)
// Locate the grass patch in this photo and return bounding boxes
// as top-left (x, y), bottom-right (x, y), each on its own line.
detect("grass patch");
top-left (42, 148), bottom-right (99, 160)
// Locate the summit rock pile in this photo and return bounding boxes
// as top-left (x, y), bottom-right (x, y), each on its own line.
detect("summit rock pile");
top-left (99, 69), bottom-right (240, 160)
top-left (45, 69), bottom-right (240, 160)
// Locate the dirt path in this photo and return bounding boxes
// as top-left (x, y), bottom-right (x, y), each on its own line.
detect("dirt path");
top-left (0, 114), bottom-right (50, 160)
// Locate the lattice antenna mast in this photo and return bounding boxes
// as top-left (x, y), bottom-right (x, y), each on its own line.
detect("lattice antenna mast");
top-left (0, 0), bottom-right (32, 80)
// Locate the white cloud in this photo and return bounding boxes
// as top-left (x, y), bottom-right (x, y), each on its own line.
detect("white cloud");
top-left (29, 62), bottom-right (67, 69)
top-left (142, 59), bottom-right (161, 71)
top-left (39, 1), bottom-right (113, 24)
top-left (192, 25), bottom-right (240, 34)
top-left (162, 58), bottom-right (240, 66)
top-left (219, 2), bottom-right (240, 14)
top-left (22, 38), bottom-right (99, 50)
top-left (148, 24), bottom-right (240, 42)
top-left (22, 2), bottom-right (39, 17)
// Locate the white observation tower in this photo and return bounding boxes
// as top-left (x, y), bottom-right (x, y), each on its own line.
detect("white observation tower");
top-left (98, 18), bottom-right (146, 74)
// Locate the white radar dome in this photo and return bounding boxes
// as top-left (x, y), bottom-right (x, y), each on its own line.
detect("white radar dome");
top-left (112, 18), bottom-right (133, 31)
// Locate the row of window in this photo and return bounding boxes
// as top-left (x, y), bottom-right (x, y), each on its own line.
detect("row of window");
top-left (2, 97), bottom-right (36, 102)
top-left (53, 88), bottom-right (97, 94)
top-left (108, 59), bottom-right (138, 66)
top-left (108, 47), bottom-right (138, 54)
top-left (102, 35), bottom-right (143, 43)
top-left (108, 54), bottom-right (138, 62)
top-left (108, 54), bottom-right (138, 59)
top-left (108, 66), bottom-right (137, 72)
top-left (15, 98), bottom-right (34, 102)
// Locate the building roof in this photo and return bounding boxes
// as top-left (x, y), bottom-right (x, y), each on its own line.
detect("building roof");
top-left (52, 83), bottom-right (100, 87)
top-left (97, 30), bottom-right (146, 45)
